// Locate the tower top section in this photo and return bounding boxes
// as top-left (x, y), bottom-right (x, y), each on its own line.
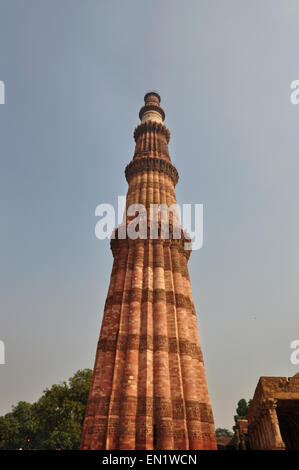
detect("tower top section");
top-left (139, 91), bottom-right (165, 123)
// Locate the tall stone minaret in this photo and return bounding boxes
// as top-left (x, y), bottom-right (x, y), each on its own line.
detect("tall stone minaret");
top-left (80, 93), bottom-right (217, 450)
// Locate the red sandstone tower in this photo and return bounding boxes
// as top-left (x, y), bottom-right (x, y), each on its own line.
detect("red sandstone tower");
top-left (80, 93), bottom-right (217, 450)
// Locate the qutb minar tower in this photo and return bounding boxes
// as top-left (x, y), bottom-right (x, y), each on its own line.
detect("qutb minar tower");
top-left (81, 93), bottom-right (217, 450)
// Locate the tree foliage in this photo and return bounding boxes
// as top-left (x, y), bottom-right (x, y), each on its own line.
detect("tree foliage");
top-left (0, 369), bottom-right (92, 450)
top-left (234, 398), bottom-right (252, 423)
top-left (215, 428), bottom-right (233, 438)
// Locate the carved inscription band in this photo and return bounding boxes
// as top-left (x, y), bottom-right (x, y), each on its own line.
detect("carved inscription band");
top-left (97, 334), bottom-right (203, 361)
top-left (125, 157), bottom-right (179, 186)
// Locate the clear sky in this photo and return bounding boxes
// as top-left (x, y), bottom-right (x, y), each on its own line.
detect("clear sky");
top-left (1, 0), bottom-right (299, 431)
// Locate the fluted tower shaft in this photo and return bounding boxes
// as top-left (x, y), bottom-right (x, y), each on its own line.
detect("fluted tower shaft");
top-left (80, 93), bottom-right (217, 450)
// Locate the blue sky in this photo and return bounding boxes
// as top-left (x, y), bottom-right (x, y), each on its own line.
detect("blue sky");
top-left (1, 0), bottom-right (299, 430)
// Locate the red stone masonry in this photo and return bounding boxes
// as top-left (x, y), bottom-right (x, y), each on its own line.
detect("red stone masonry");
top-left (80, 93), bottom-right (217, 450)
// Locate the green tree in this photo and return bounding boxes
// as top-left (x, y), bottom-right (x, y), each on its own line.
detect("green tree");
top-left (0, 369), bottom-right (92, 450)
top-left (0, 401), bottom-right (38, 450)
top-left (234, 398), bottom-right (252, 424)
top-left (236, 398), bottom-right (248, 418)
top-left (215, 428), bottom-right (233, 438)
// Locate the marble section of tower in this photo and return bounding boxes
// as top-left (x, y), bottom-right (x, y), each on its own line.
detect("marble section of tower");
top-left (80, 92), bottom-right (217, 450)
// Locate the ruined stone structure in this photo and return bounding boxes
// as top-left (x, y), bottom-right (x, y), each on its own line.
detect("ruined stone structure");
top-left (80, 93), bottom-right (217, 450)
top-left (233, 419), bottom-right (249, 450)
top-left (248, 374), bottom-right (299, 450)
top-left (216, 436), bottom-right (234, 450)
